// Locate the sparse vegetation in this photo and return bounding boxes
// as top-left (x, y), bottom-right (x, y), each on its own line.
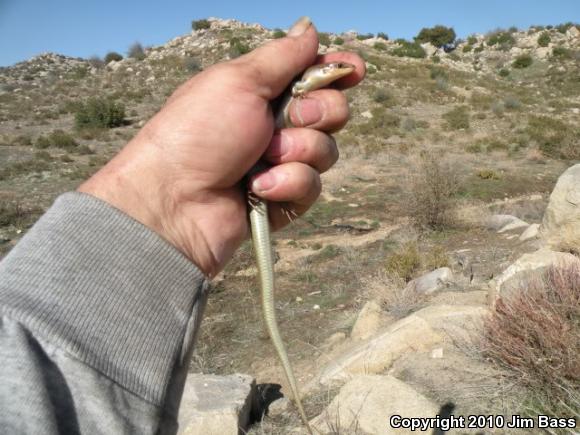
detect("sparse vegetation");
top-left (272, 29), bottom-right (286, 39)
top-left (484, 265), bottom-right (580, 421)
top-left (333, 37), bottom-right (344, 45)
top-left (35, 130), bottom-right (78, 150)
top-left (318, 32), bottom-right (331, 46)
top-left (356, 33), bottom-right (374, 40)
top-left (526, 115), bottom-right (578, 159)
top-left (386, 242), bottom-right (421, 282)
top-left (74, 97), bottom-right (126, 129)
top-left (486, 30), bottom-right (516, 49)
top-left (377, 32), bottom-right (389, 40)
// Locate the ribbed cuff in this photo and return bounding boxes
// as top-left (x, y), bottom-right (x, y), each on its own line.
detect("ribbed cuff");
top-left (0, 192), bottom-right (209, 405)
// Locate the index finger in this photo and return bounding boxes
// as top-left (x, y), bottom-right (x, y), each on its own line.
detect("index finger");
top-left (316, 51), bottom-right (366, 89)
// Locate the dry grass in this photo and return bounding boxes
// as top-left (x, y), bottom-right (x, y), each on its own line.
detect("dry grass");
top-left (484, 265), bottom-right (580, 426)
top-left (363, 270), bottom-right (426, 318)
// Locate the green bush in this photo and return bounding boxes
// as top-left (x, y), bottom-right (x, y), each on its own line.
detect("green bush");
top-left (74, 98), bottom-right (126, 129)
top-left (391, 40), bottom-right (426, 58)
top-left (474, 44), bottom-right (484, 53)
top-left (537, 32), bottom-right (551, 47)
top-left (356, 33), bottom-right (374, 40)
top-left (35, 130), bottom-right (78, 150)
top-left (415, 25), bottom-right (456, 47)
top-left (462, 44), bottom-right (473, 53)
top-left (104, 52), bottom-right (123, 63)
top-left (333, 37), bottom-right (344, 45)
top-left (272, 29), bottom-right (286, 39)
top-left (127, 42), bottom-right (145, 60)
top-left (498, 68), bottom-right (510, 77)
top-left (429, 66), bottom-right (447, 80)
top-left (512, 54), bottom-right (533, 69)
top-left (467, 35), bottom-right (478, 45)
top-left (318, 32), bottom-right (331, 46)
top-left (443, 106), bottom-right (470, 130)
top-left (552, 46), bottom-right (572, 58)
top-left (377, 32), bottom-right (389, 40)
top-left (487, 31), bottom-right (515, 49)
top-left (192, 19), bottom-right (210, 31)
top-left (555, 22), bottom-right (576, 34)
top-left (526, 115), bottom-right (579, 159)
top-left (374, 42), bottom-right (387, 51)
top-left (372, 88), bottom-right (391, 103)
top-left (88, 56), bottom-right (104, 69)
top-left (229, 38), bottom-right (250, 58)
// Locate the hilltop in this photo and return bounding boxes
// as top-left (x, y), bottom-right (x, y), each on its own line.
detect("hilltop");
top-left (1, 17), bottom-right (579, 434)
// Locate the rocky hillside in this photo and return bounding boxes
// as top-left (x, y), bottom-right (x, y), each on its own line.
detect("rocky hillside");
top-left (1, 17), bottom-right (579, 435)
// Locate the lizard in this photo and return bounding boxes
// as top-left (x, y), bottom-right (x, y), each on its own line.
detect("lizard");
top-left (248, 61), bottom-right (355, 434)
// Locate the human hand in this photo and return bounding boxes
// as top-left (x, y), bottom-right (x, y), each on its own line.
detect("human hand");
top-left (79, 17), bottom-right (365, 277)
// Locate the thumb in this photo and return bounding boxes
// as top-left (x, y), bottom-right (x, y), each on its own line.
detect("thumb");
top-left (240, 17), bottom-right (319, 99)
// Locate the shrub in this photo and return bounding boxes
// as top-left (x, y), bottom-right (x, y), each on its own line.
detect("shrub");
top-left (183, 56), bottom-right (201, 73)
top-left (462, 44), bottom-right (473, 53)
top-left (552, 46), bottom-right (572, 58)
top-left (443, 106), bottom-right (470, 130)
top-left (512, 54), bottom-right (533, 69)
top-left (356, 33), bottom-right (374, 40)
top-left (35, 130), bottom-right (78, 150)
top-left (407, 153), bottom-right (459, 229)
top-left (484, 265), bottom-right (580, 419)
top-left (228, 38), bottom-right (250, 58)
top-left (104, 52), bottom-right (123, 63)
top-left (272, 29), bottom-right (286, 39)
top-left (74, 97), bottom-right (126, 129)
top-left (391, 40), bottom-right (426, 58)
top-left (473, 44), bottom-right (484, 53)
top-left (333, 37), bottom-right (344, 45)
top-left (429, 66), bottom-right (447, 80)
top-left (318, 32), bottom-right (331, 46)
top-left (487, 31), bottom-right (515, 49)
top-left (477, 169), bottom-right (500, 180)
top-left (377, 32), bottom-right (389, 40)
top-left (415, 25), bottom-right (456, 47)
top-left (498, 68), bottom-right (510, 77)
top-left (88, 56), bottom-right (104, 69)
top-left (467, 35), bottom-right (478, 45)
top-left (537, 31), bottom-right (551, 47)
top-left (372, 88), bottom-right (391, 103)
top-left (192, 19), bottom-right (210, 31)
top-left (127, 42), bottom-right (145, 60)
top-left (526, 115), bottom-right (578, 159)
top-left (373, 42), bottom-right (387, 51)
top-left (386, 242), bottom-right (421, 282)
top-left (555, 22), bottom-right (576, 34)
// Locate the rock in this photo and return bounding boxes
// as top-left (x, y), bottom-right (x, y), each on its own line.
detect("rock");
top-left (566, 26), bottom-right (580, 40)
top-left (178, 373), bottom-right (256, 435)
top-left (486, 214), bottom-right (529, 232)
top-left (324, 332), bottom-right (347, 348)
top-left (267, 397), bottom-right (290, 417)
top-left (317, 314), bottom-right (441, 385)
top-left (519, 223), bottom-right (540, 241)
top-left (310, 375), bottom-right (439, 435)
top-left (541, 164), bottom-right (580, 251)
top-left (350, 300), bottom-right (383, 340)
top-left (407, 267), bottom-right (454, 295)
top-left (420, 43), bottom-right (438, 58)
top-left (489, 248), bottom-right (580, 303)
top-left (360, 110), bottom-right (373, 119)
top-left (431, 347), bottom-right (444, 359)
top-left (536, 47), bottom-right (551, 59)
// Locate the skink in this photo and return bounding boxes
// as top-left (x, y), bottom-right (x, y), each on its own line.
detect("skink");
top-left (249, 61), bottom-right (355, 434)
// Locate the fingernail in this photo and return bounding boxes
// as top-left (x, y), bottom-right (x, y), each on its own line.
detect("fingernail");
top-left (266, 132), bottom-right (293, 158)
top-left (252, 170), bottom-right (286, 193)
top-left (288, 16), bottom-right (311, 37)
top-left (291, 98), bottom-right (323, 126)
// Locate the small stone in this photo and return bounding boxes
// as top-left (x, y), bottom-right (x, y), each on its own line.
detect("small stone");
top-left (268, 397), bottom-right (290, 417)
top-left (295, 296), bottom-right (303, 302)
top-left (313, 304), bottom-right (320, 310)
top-left (431, 347), bottom-right (444, 359)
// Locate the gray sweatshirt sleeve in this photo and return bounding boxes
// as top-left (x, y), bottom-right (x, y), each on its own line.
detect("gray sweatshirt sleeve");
top-left (0, 192), bottom-right (211, 434)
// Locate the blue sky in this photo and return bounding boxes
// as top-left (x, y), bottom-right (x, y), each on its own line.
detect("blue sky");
top-left (0, 0), bottom-right (578, 66)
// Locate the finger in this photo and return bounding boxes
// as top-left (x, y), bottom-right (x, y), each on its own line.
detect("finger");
top-left (236, 17), bottom-right (319, 100)
top-left (250, 162), bottom-right (321, 205)
top-left (288, 89), bottom-right (349, 132)
top-left (264, 129), bottom-right (338, 173)
top-left (316, 52), bottom-right (366, 89)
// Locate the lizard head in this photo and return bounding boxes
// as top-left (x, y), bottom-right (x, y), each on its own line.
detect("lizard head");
top-left (292, 62), bottom-right (356, 97)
